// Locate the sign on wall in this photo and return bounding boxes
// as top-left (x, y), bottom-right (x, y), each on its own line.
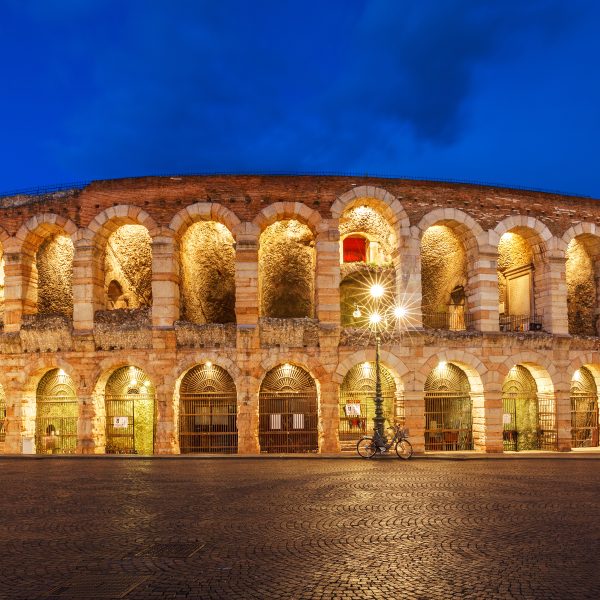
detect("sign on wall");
top-left (113, 416), bottom-right (129, 428)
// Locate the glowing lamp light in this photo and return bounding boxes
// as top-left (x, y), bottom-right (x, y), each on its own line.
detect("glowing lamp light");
top-left (370, 284), bottom-right (385, 299)
top-left (130, 379), bottom-right (138, 387)
top-left (369, 312), bottom-right (382, 325)
top-left (394, 306), bottom-right (407, 319)
top-left (205, 361), bottom-right (212, 368)
top-left (144, 380), bottom-right (151, 387)
top-left (438, 361), bottom-right (447, 369)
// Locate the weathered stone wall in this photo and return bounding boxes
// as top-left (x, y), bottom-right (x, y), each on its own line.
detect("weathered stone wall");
top-left (259, 220), bottom-right (315, 318)
top-left (420, 225), bottom-right (467, 313)
top-left (181, 221), bottom-right (235, 324)
top-left (566, 238), bottom-right (596, 335)
top-left (37, 234), bottom-right (74, 317)
top-left (105, 225), bottom-right (152, 309)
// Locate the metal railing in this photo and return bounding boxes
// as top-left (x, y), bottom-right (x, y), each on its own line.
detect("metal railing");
top-left (499, 314), bottom-right (543, 333)
top-left (422, 311), bottom-right (474, 331)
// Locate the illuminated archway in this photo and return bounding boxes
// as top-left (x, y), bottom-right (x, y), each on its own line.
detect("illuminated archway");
top-left (571, 367), bottom-right (599, 448)
top-left (339, 362), bottom-right (399, 441)
top-left (259, 364), bottom-right (318, 453)
top-left (104, 366), bottom-right (155, 454)
top-left (178, 363), bottom-right (237, 453)
top-left (35, 368), bottom-right (78, 454)
top-left (424, 363), bottom-right (473, 451)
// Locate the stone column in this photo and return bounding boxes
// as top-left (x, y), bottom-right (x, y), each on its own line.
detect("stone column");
top-left (544, 252), bottom-right (569, 335)
top-left (470, 243), bottom-right (500, 332)
top-left (315, 220), bottom-right (340, 327)
top-left (154, 380), bottom-right (178, 454)
top-left (77, 392), bottom-right (104, 454)
top-left (400, 230), bottom-right (423, 327)
top-left (2, 251), bottom-right (26, 332)
top-left (236, 324), bottom-right (260, 454)
top-left (3, 387), bottom-right (24, 453)
top-left (479, 389), bottom-right (504, 453)
top-left (318, 372), bottom-right (340, 453)
top-left (235, 223), bottom-right (260, 326)
top-left (555, 388), bottom-right (572, 452)
top-left (151, 230), bottom-right (180, 328)
top-left (403, 390), bottom-right (425, 453)
top-left (72, 239), bottom-right (103, 331)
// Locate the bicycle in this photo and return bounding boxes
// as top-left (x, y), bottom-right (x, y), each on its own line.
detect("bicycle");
top-left (356, 424), bottom-right (413, 459)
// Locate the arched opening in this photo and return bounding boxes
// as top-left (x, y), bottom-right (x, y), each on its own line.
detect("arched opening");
top-left (178, 363), bottom-right (237, 453)
top-left (0, 384), bottom-right (6, 445)
top-left (35, 368), bottom-right (78, 454)
top-left (566, 236), bottom-right (600, 336)
top-left (104, 225), bottom-right (152, 310)
top-left (339, 268), bottom-right (395, 326)
top-left (424, 363), bottom-right (473, 451)
top-left (571, 367), bottom-right (599, 448)
top-left (497, 230), bottom-right (544, 332)
top-left (180, 222), bottom-right (236, 324)
top-left (104, 366), bottom-right (155, 454)
top-left (339, 362), bottom-right (401, 442)
top-left (259, 364), bottom-right (318, 453)
top-left (36, 234), bottom-right (74, 317)
top-left (259, 220), bottom-right (315, 318)
top-left (502, 365), bottom-right (557, 451)
top-left (421, 225), bottom-right (469, 330)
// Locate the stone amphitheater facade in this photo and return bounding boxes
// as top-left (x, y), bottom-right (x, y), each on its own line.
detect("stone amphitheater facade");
top-left (0, 175), bottom-right (599, 455)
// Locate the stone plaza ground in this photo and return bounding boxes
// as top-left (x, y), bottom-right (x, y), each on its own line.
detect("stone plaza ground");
top-left (1, 457), bottom-right (599, 599)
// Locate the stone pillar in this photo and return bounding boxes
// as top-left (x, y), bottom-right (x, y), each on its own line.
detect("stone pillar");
top-left (235, 223), bottom-right (260, 326)
top-left (3, 387), bottom-right (24, 453)
top-left (555, 388), bottom-right (572, 452)
top-left (77, 392), bottom-right (104, 454)
top-left (318, 373), bottom-right (340, 453)
top-left (151, 230), bottom-right (179, 328)
top-left (154, 381), bottom-right (178, 454)
top-left (401, 230), bottom-right (423, 328)
top-left (403, 390), bottom-right (425, 453)
top-left (315, 220), bottom-right (340, 327)
top-left (470, 244), bottom-right (500, 332)
top-left (2, 252), bottom-right (26, 332)
top-left (72, 240), bottom-right (102, 331)
top-left (480, 389), bottom-right (504, 453)
top-left (544, 253), bottom-right (569, 335)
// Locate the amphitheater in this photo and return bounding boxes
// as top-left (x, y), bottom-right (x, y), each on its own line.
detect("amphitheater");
top-left (0, 174), bottom-right (599, 455)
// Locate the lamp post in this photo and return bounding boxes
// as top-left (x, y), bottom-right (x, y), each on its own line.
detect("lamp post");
top-left (353, 283), bottom-right (408, 441)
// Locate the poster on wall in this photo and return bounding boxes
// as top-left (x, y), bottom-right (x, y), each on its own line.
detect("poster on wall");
top-left (344, 404), bottom-right (361, 417)
top-left (113, 416), bottom-right (129, 428)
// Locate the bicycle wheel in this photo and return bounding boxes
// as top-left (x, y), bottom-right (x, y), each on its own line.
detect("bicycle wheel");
top-left (357, 437), bottom-right (376, 458)
top-left (395, 439), bottom-right (413, 459)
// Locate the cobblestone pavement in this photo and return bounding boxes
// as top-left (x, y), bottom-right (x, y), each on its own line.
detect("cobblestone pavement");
top-left (1, 458), bottom-right (599, 599)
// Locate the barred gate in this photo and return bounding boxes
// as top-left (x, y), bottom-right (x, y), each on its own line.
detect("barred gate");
top-left (179, 364), bottom-right (237, 453)
top-left (105, 366), bottom-right (155, 455)
top-left (35, 369), bottom-right (78, 455)
top-left (502, 365), bottom-right (557, 451)
top-left (571, 367), bottom-right (599, 448)
top-left (259, 364), bottom-right (318, 453)
top-left (339, 363), bottom-right (398, 441)
top-left (424, 363), bottom-right (473, 451)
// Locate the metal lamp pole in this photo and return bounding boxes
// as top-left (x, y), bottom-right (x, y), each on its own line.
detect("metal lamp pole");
top-left (374, 330), bottom-right (384, 439)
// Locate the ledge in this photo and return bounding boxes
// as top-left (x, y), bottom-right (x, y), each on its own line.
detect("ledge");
top-left (174, 321), bottom-right (237, 348)
top-left (259, 317), bottom-right (320, 348)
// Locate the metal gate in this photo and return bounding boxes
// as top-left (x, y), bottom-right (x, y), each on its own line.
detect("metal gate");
top-left (339, 362), bottom-right (399, 441)
top-left (35, 369), bottom-right (78, 454)
top-left (259, 364), bottom-right (318, 453)
top-left (105, 366), bottom-right (155, 455)
top-left (571, 367), bottom-right (599, 448)
top-left (502, 365), bottom-right (557, 451)
top-left (424, 363), bottom-right (473, 451)
top-left (179, 364), bottom-right (237, 453)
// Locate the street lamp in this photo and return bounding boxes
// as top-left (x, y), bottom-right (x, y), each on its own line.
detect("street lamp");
top-left (352, 282), bottom-right (409, 442)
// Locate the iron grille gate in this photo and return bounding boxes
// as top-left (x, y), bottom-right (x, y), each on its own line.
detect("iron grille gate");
top-left (424, 363), bottom-right (473, 451)
top-left (502, 365), bottom-right (558, 451)
top-left (259, 365), bottom-right (318, 453)
top-left (105, 366), bottom-right (155, 455)
top-left (339, 363), bottom-right (398, 441)
top-left (571, 367), bottom-right (598, 448)
top-left (35, 369), bottom-right (78, 454)
top-left (179, 364), bottom-right (237, 453)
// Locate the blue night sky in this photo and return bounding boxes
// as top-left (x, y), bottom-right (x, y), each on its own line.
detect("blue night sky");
top-left (1, 0), bottom-right (599, 197)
